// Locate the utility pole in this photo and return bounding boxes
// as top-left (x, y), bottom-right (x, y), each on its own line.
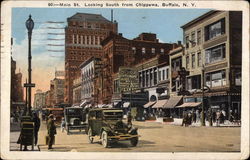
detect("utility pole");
top-left (201, 66), bottom-right (205, 126)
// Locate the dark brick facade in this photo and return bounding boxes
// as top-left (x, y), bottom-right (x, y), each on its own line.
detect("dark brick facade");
top-left (64, 13), bottom-right (117, 104)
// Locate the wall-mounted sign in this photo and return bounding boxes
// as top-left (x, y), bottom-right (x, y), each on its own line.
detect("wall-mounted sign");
top-left (118, 67), bottom-right (139, 93)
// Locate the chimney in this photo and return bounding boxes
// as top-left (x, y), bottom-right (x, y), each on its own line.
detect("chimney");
top-left (111, 9), bottom-right (113, 22)
top-left (177, 41), bottom-right (182, 45)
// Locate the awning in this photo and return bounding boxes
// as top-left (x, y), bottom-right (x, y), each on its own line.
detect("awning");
top-left (163, 96), bottom-right (183, 108)
top-left (176, 102), bottom-right (201, 108)
top-left (123, 102), bottom-right (130, 108)
top-left (152, 99), bottom-right (168, 108)
top-left (144, 101), bottom-right (156, 108)
top-left (80, 100), bottom-right (87, 107)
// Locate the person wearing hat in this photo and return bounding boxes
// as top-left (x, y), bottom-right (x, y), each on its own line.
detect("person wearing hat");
top-left (32, 112), bottom-right (40, 145)
top-left (47, 114), bottom-right (56, 149)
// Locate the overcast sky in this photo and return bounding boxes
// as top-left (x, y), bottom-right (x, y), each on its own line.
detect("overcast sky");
top-left (11, 8), bottom-right (210, 103)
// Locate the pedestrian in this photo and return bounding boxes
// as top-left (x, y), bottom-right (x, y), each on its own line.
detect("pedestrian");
top-left (196, 110), bottom-right (200, 123)
top-left (222, 109), bottom-right (226, 121)
top-left (47, 114), bottom-right (57, 149)
top-left (32, 112), bottom-right (41, 146)
top-left (216, 110), bottom-right (220, 126)
top-left (127, 111), bottom-right (132, 128)
top-left (192, 110), bottom-right (196, 123)
top-left (219, 111), bottom-right (224, 124)
top-left (61, 117), bottom-right (65, 132)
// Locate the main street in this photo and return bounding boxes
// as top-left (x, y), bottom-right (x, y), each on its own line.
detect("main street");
top-left (35, 120), bottom-right (240, 152)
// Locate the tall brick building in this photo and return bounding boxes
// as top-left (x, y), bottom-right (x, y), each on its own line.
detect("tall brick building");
top-left (100, 32), bottom-right (179, 104)
top-left (64, 12), bottom-right (118, 104)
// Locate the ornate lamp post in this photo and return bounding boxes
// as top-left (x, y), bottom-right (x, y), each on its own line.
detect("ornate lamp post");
top-left (24, 15), bottom-right (35, 116)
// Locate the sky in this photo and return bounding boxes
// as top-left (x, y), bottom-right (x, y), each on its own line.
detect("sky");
top-left (11, 8), bottom-right (210, 104)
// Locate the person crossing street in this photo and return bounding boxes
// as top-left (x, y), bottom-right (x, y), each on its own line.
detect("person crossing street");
top-left (47, 114), bottom-right (57, 150)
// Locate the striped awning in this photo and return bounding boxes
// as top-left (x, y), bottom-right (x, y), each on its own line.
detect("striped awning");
top-left (144, 101), bottom-right (156, 108)
top-left (163, 96), bottom-right (183, 108)
top-left (152, 99), bottom-right (168, 108)
top-left (176, 102), bottom-right (201, 108)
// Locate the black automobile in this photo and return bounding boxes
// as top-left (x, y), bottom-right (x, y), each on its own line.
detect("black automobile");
top-left (64, 106), bottom-right (87, 134)
top-left (87, 108), bottom-right (139, 148)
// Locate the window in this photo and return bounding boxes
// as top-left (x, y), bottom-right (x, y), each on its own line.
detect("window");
top-left (166, 68), bottom-right (169, 79)
top-left (152, 48), bottom-right (155, 54)
top-left (160, 48), bottom-right (164, 54)
top-left (197, 30), bottom-right (201, 45)
top-left (197, 52), bottom-right (202, 67)
top-left (192, 54), bottom-right (195, 68)
top-left (185, 36), bottom-right (189, 48)
top-left (171, 57), bottom-right (182, 71)
top-left (162, 70), bottom-right (165, 80)
top-left (142, 47), bottom-right (146, 54)
top-left (158, 71), bottom-right (161, 81)
top-left (235, 69), bottom-right (241, 86)
top-left (186, 56), bottom-right (189, 69)
top-left (191, 32), bottom-right (196, 47)
top-left (205, 18), bottom-right (225, 41)
top-left (205, 44), bottom-right (226, 64)
top-left (206, 70), bottom-right (226, 88)
top-left (132, 47), bottom-right (136, 54)
top-left (154, 69), bottom-right (157, 85)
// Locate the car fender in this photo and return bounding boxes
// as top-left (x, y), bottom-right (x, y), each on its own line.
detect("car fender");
top-left (100, 127), bottom-right (113, 137)
top-left (130, 128), bottom-right (138, 135)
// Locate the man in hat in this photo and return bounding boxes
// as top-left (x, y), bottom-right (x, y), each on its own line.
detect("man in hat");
top-left (47, 114), bottom-right (56, 149)
top-left (32, 112), bottom-right (40, 145)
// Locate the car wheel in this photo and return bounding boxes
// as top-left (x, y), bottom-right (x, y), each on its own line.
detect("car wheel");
top-left (130, 137), bottom-right (138, 147)
top-left (88, 128), bottom-right (94, 143)
top-left (101, 131), bottom-right (109, 148)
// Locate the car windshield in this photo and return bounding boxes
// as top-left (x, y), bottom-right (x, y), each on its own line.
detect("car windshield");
top-left (66, 108), bottom-right (82, 116)
top-left (103, 110), bottom-right (123, 120)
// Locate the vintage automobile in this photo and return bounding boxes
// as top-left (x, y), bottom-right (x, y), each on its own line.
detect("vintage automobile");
top-left (64, 106), bottom-right (87, 134)
top-left (87, 108), bottom-right (139, 148)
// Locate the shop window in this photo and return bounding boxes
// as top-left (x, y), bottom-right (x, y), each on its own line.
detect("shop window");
top-left (206, 70), bottom-right (226, 88)
top-left (205, 44), bottom-right (225, 64)
top-left (205, 18), bottom-right (225, 41)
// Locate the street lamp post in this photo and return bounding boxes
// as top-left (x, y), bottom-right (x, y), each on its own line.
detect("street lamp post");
top-left (24, 15), bottom-right (35, 116)
top-left (201, 66), bottom-right (206, 126)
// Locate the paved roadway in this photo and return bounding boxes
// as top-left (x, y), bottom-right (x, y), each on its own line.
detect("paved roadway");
top-left (37, 120), bottom-right (240, 152)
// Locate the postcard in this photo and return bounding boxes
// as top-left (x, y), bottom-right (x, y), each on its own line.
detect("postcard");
top-left (1, 0), bottom-right (249, 160)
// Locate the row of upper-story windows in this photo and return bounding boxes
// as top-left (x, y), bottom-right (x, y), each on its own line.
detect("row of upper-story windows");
top-left (132, 47), bottom-right (165, 54)
top-left (185, 18), bottom-right (225, 48)
top-left (185, 43), bottom-right (225, 69)
top-left (71, 34), bottom-right (104, 45)
top-left (70, 21), bottom-right (113, 30)
top-left (185, 52), bottom-right (202, 69)
top-left (138, 67), bottom-right (169, 88)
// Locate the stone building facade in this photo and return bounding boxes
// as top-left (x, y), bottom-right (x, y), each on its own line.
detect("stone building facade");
top-left (64, 12), bottom-right (118, 105)
top-left (33, 89), bottom-right (46, 109)
top-left (80, 57), bottom-right (102, 105)
top-left (180, 11), bottom-right (242, 119)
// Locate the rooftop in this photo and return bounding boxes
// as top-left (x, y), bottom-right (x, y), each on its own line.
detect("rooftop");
top-left (68, 12), bottom-right (111, 23)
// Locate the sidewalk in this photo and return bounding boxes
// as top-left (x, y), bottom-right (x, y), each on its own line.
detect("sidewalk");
top-left (10, 121), bottom-right (40, 151)
top-left (146, 118), bottom-right (241, 127)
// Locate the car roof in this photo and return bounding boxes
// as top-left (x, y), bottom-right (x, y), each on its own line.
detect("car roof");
top-left (89, 108), bottom-right (123, 112)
